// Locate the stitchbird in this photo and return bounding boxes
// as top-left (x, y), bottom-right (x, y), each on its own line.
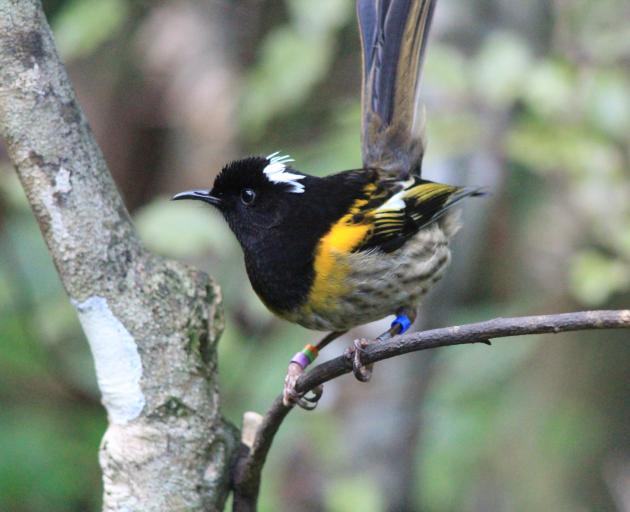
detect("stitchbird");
top-left (174, 0), bottom-right (483, 408)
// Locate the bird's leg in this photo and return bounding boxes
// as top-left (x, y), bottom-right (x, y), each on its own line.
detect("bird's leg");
top-left (283, 330), bottom-right (347, 409)
top-left (351, 307), bottom-right (417, 382)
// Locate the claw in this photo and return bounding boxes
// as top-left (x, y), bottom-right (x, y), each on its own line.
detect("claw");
top-left (344, 310), bottom-right (416, 385)
top-left (295, 385), bottom-right (323, 410)
top-left (283, 362), bottom-right (323, 410)
top-left (352, 338), bottom-right (373, 382)
top-left (305, 384), bottom-right (323, 403)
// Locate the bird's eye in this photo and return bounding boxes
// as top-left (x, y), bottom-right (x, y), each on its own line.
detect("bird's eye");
top-left (240, 188), bottom-right (256, 205)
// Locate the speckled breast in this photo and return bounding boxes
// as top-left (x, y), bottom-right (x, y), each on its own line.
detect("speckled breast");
top-left (285, 220), bottom-right (454, 331)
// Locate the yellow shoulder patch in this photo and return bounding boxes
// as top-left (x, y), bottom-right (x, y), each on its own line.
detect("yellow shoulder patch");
top-left (307, 198), bottom-right (372, 312)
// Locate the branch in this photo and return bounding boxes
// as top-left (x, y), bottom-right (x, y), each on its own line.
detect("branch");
top-left (231, 309), bottom-right (630, 510)
top-left (0, 1), bottom-right (238, 509)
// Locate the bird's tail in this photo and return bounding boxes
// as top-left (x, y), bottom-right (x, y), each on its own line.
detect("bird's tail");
top-left (358, 0), bottom-right (437, 177)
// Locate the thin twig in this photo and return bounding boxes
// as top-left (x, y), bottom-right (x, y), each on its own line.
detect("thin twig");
top-left (231, 309), bottom-right (630, 511)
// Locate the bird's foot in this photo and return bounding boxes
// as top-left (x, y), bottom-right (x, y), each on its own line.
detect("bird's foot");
top-left (282, 345), bottom-right (322, 410)
top-left (282, 363), bottom-right (323, 409)
top-left (346, 309), bottom-right (417, 383)
top-left (349, 338), bottom-right (373, 382)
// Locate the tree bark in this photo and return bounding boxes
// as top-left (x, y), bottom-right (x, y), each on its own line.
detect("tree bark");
top-left (0, 1), bottom-right (238, 510)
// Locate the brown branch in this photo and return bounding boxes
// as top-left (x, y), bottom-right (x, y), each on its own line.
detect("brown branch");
top-left (231, 309), bottom-right (630, 511)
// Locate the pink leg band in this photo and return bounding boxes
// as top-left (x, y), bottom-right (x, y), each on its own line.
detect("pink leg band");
top-left (291, 352), bottom-right (311, 369)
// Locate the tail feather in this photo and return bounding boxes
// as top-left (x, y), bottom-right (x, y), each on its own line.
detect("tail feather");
top-left (358, 0), bottom-right (437, 176)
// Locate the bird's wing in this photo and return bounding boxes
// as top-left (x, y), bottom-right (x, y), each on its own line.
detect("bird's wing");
top-left (350, 175), bottom-right (481, 253)
top-left (357, 0), bottom-right (437, 176)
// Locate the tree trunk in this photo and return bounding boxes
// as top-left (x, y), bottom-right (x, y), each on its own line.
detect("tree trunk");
top-left (0, 1), bottom-right (238, 510)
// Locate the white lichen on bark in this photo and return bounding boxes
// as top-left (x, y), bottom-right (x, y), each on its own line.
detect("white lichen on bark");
top-left (0, 1), bottom-right (239, 510)
top-left (73, 296), bottom-right (145, 424)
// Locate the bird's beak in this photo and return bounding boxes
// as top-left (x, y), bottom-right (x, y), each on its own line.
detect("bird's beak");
top-left (171, 189), bottom-right (222, 207)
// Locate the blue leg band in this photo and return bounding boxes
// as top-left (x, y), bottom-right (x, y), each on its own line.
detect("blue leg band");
top-left (391, 314), bottom-right (412, 334)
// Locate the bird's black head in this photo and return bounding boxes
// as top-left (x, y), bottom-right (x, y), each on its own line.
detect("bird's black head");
top-left (172, 153), bottom-right (307, 248)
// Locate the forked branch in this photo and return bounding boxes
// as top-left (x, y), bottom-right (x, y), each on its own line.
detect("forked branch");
top-left (231, 309), bottom-right (630, 511)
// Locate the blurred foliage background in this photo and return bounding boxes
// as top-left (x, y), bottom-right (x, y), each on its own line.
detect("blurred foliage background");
top-left (1, 0), bottom-right (629, 511)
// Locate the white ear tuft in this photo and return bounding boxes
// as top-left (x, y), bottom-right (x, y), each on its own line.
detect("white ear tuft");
top-left (263, 152), bottom-right (305, 193)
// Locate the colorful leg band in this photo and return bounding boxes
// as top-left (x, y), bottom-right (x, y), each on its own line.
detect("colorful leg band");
top-left (391, 314), bottom-right (412, 334)
top-left (290, 344), bottom-right (319, 369)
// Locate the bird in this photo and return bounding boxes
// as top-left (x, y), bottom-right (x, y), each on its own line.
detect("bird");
top-left (173, 0), bottom-right (482, 409)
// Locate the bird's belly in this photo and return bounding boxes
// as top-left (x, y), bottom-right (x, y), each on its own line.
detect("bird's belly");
top-left (285, 223), bottom-right (452, 331)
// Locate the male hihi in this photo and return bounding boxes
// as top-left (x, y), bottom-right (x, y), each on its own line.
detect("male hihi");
top-left (174, 0), bottom-right (482, 409)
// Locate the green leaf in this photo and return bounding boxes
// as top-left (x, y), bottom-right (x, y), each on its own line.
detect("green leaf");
top-left (474, 32), bottom-right (532, 107)
top-left (239, 0), bottom-right (353, 135)
top-left (134, 197), bottom-right (236, 258)
top-left (425, 43), bottom-right (471, 97)
top-left (506, 118), bottom-right (620, 176)
top-left (524, 60), bottom-right (575, 118)
top-left (326, 475), bottom-right (384, 512)
top-left (570, 249), bottom-right (630, 305)
top-left (584, 71), bottom-right (630, 137)
top-left (52, 0), bottom-right (129, 60)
